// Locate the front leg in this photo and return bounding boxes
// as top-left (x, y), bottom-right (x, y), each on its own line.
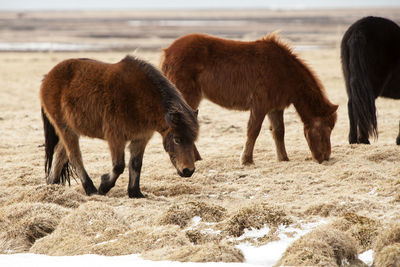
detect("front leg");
top-left (128, 138), bottom-right (150, 198)
top-left (267, 109), bottom-right (289, 161)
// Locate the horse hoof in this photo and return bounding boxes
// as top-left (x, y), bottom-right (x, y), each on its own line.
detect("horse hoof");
top-left (278, 156), bottom-right (289, 162)
top-left (240, 158), bottom-right (254, 166)
top-left (85, 187), bottom-right (98, 196)
top-left (98, 183), bottom-right (110, 195)
top-left (99, 174), bottom-right (116, 195)
top-left (83, 181), bottom-right (98, 196)
top-left (358, 139), bottom-right (370, 144)
top-left (128, 189), bottom-right (145, 198)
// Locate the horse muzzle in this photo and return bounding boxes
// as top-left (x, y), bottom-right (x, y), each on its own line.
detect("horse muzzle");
top-left (178, 168), bottom-right (195, 177)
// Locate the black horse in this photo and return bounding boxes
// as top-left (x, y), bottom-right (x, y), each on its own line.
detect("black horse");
top-left (341, 16), bottom-right (400, 145)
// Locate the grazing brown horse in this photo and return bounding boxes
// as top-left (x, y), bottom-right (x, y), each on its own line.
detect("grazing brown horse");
top-left (161, 33), bottom-right (338, 164)
top-left (41, 55), bottom-right (199, 198)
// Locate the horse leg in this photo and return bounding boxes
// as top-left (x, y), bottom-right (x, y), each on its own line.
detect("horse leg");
top-left (98, 139), bottom-right (126, 195)
top-left (127, 137), bottom-right (151, 198)
top-left (46, 142), bottom-right (68, 184)
top-left (267, 110), bottom-right (289, 161)
top-left (357, 124), bottom-right (370, 144)
top-left (347, 100), bottom-right (358, 144)
top-left (57, 127), bottom-right (97, 195)
top-left (396, 121), bottom-right (400, 145)
top-left (240, 108), bottom-right (266, 165)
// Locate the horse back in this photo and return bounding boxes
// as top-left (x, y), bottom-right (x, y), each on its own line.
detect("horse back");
top-left (162, 33), bottom-right (296, 111)
top-left (341, 16), bottom-right (400, 97)
top-left (40, 58), bottom-right (163, 140)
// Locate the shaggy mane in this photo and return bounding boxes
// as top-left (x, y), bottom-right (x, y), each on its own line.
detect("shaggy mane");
top-left (122, 55), bottom-right (198, 140)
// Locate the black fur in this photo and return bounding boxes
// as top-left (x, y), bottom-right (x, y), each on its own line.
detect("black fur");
top-left (41, 108), bottom-right (72, 185)
top-left (341, 16), bottom-right (400, 144)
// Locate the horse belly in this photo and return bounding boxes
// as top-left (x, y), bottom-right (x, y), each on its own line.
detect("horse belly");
top-left (198, 71), bottom-right (253, 111)
top-left (62, 97), bottom-right (105, 139)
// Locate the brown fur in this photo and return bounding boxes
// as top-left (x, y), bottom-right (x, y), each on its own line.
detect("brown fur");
top-left (161, 33), bottom-right (338, 164)
top-left (40, 55), bottom-right (199, 198)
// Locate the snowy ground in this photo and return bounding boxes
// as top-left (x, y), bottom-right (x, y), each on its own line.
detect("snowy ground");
top-left (0, 221), bottom-right (373, 267)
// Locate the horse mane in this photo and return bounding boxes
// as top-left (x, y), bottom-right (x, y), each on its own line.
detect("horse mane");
top-left (262, 33), bottom-right (337, 124)
top-left (262, 33), bottom-right (326, 96)
top-left (122, 55), bottom-right (198, 140)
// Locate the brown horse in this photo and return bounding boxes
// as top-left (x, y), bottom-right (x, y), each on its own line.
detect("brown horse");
top-left (40, 55), bottom-right (200, 198)
top-left (161, 33), bottom-right (338, 164)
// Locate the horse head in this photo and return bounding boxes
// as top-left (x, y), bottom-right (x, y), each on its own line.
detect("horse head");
top-left (304, 105), bottom-right (338, 163)
top-left (162, 109), bottom-right (199, 177)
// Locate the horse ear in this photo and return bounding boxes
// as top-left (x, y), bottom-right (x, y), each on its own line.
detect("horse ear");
top-left (331, 104), bottom-right (339, 113)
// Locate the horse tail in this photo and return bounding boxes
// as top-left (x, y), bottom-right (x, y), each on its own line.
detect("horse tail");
top-left (346, 32), bottom-right (378, 139)
top-left (41, 107), bottom-right (71, 185)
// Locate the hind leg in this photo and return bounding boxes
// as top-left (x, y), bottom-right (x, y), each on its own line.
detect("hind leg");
top-left (357, 125), bottom-right (370, 144)
top-left (396, 121), bottom-right (400, 145)
top-left (268, 110), bottom-right (289, 161)
top-left (98, 138), bottom-right (126, 195)
top-left (127, 136), bottom-right (151, 198)
top-left (46, 142), bottom-right (68, 184)
top-left (57, 127), bottom-right (97, 195)
top-left (347, 100), bottom-right (359, 144)
top-left (241, 107), bottom-right (267, 165)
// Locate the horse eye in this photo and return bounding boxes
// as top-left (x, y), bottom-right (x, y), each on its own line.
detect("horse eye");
top-left (173, 137), bottom-right (181, 145)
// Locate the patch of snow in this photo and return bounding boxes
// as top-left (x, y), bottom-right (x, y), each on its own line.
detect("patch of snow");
top-left (200, 228), bottom-right (221, 235)
top-left (368, 187), bottom-right (378, 196)
top-left (359, 249), bottom-right (373, 266)
top-left (237, 225), bottom-right (270, 240)
top-left (192, 216), bottom-right (202, 226)
top-left (236, 221), bottom-right (327, 266)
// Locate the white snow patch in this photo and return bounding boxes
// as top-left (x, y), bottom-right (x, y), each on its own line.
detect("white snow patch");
top-left (368, 187), bottom-right (378, 196)
top-left (236, 220), bottom-right (327, 266)
top-left (359, 249), bottom-right (373, 266)
top-left (237, 225), bottom-right (270, 240)
top-left (192, 216), bottom-right (202, 226)
top-left (200, 228), bottom-right (222, 235)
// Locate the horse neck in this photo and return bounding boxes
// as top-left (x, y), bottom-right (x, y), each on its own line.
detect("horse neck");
top-left (292, 83), bottom-right (332, 125)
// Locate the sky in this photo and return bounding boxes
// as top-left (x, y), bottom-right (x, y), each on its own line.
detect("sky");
top-left (1, 0), bottom-right (400, 11)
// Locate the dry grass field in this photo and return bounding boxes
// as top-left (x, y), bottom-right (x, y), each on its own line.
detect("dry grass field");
top-left (0, 9), bottom-right (399, 266)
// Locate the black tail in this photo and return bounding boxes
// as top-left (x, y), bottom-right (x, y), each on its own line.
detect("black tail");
top-left (346, 32), bottom-right (378, 139)
top-left (41, 108), bottom-right (71, 185)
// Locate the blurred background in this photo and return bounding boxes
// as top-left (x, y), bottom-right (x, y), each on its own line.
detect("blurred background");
top-left (1, 0), bottom-right (399, 52)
